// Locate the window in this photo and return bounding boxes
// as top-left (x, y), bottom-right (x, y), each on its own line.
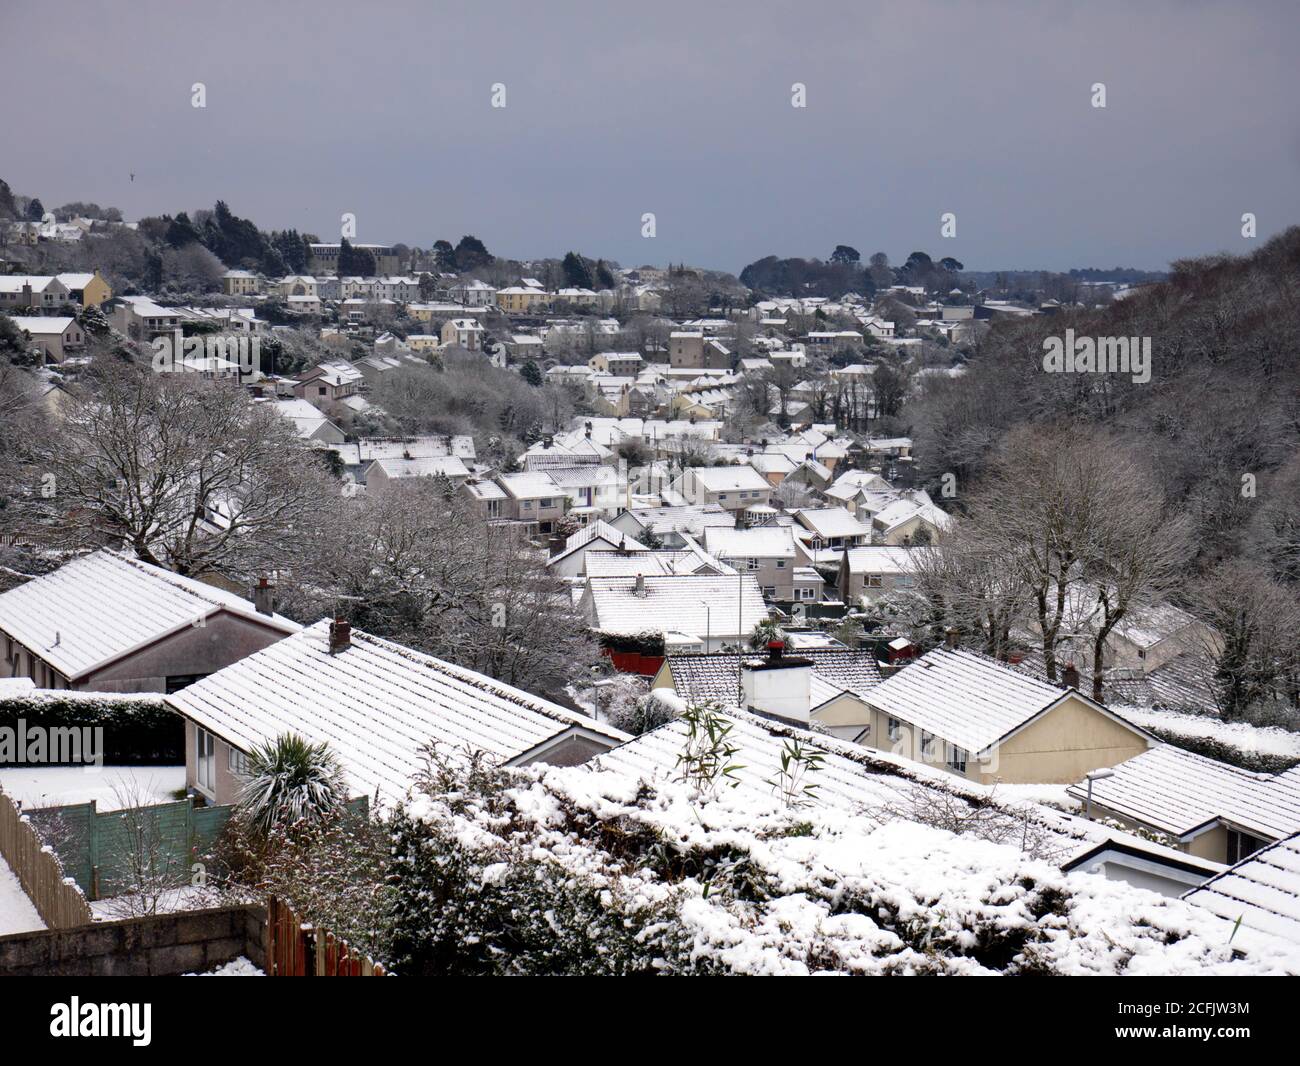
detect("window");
top-left (887, 717), bottom-right (901, 742)
top-left (746, 558), bottom-right (760, 570)
top-left (920, 731), bottom-right (934, 760)
top-left (229, 748), bottom-right (250, 777)
top-left (1227, 829), bottom-right (1268, 865)
top-left (946, 745), bottom-right (968, 773)
top-left (866, 575), bottom-right (883, 588)
top-left (763, 586), bottom-right (776, 598)
top-left (775, 559), bottom-right (786, 569)
top-left (196, 728), bottom-right (216, 793)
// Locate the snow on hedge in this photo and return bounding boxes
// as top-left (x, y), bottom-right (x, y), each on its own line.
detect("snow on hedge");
top-left (1118, 705), bottom-right (1300, 762)
top-left (397, 760), bottom-right (1300, 976)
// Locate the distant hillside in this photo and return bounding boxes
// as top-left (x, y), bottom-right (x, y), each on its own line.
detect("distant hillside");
top-left (908, 226), bottom-right (1300, 579)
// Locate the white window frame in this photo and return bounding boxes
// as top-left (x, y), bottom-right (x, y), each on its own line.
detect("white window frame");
top-left (887, 717), bottom-right (901, 742)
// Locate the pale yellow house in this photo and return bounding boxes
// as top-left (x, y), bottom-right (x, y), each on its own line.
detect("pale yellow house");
top-left (861, 645), bottom-right (1153, 785)
top-left (497, 286), bottom-right (552, 313)
top-left (1065, 745), bottom-right (1300, 866)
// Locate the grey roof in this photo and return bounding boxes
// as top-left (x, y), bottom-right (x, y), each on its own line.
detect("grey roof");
top-left (664, 648), bottom-right (882, 706)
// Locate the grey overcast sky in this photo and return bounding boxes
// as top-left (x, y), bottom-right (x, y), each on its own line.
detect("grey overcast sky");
top-left (4, 0), bottom-right (1299, 274)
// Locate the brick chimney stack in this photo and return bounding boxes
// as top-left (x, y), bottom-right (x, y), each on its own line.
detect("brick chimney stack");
top-left (253, 576), bottom-right (275, 617)
top-left (944, 628), bottom-right (960, 650)
top-left (1062, 661), bottom-right (1080, 690)
top-left (328, 618), bottom-right (352, 654)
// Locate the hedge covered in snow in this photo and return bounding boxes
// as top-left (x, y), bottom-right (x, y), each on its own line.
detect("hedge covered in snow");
top-left (0, 690), bottom-right (183, 764)
top-left (375, 752), bottom-right (1297, 976)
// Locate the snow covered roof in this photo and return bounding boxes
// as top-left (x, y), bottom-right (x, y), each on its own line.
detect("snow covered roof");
top-left (838, 546), bottom-right (917, 574)
top-left (795, 507), bottom-right (873, 540)
top-left (664, 648), bottom-right (882, 706)
top-left (167, 620), bottom-right (628, 804)
top-left (496, 471), bottom-right (562, 500)
top-left (866, 648), bottom-right (1143, 756)
top-left (547, 521), bottom-right (647, 566)
top-left (688, 466), bottom-right (771, 493)
top-left (0, 550), bottom-right (299, 681)
top-left (583, 574), bottom-right (768, 638)
top-left (702, 525), bottom-right (797, 560)
top-left (1065, 746), bottom-right (1300, 842)
top-left (1183, 832), bottom-right (1300, 948)
top-left (621, 505), bottom-right (736, 537)
top-left (368, 456), bottom-right (470, 480)
top-left (584, 549), bottom-right (724, 578)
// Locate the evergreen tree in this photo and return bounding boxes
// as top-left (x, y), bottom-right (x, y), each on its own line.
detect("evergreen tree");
top-left (561, 251), bottom-right (593, 289)
top-left (520, 359), bottom-right (543, 387)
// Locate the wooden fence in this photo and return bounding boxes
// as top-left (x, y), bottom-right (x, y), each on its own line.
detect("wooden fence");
top-left (265, 897), bottom-right (389, 976)
top-left (0, 788), bottom-right (93, 929)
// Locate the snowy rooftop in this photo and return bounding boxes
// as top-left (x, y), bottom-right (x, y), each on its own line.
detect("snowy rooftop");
top-left (583, 574), bottom-right (768, 638)
top-left (663, 648), bottom-right (882, 705)
top-left (167, 620), bottom-right (628, 804)
top-left (1183, 832), bottom-right (1300, 948)
top-left (865, 647), bottom-right (1136, 756)
top-left (702, 525), bottom-right (797, 560)
top-left (0, 550), bottom-right (299, 681)
top-left (583, 548), bottom-right (725, 578)
top-left (688, 466), bottom-right (771, 493)
top-left (1064, 745), bottom-right (1300, 841)
top-left (368, 456), bottom-right (470, 480)
top-left (795, 507), bottom-right (873, 540)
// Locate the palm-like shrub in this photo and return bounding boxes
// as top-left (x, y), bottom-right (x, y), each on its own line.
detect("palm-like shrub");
top-left (236, 733), bottom-right (347, 835)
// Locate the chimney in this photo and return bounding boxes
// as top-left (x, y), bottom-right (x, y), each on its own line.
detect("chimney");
top-left (253, 576), bottom-right (275, 616)
top-left (741, 641), bottom-right (814, 725)
top-left (328, 618), bottom-right (352, 654)
top-left (1062, 661), bottom-right (1080, 690)
top-left (548, 533), bottom-right (566, 558)
top-left (634, 573), bottom-right (646, 596)
top-left (944, 627), bottom-right (960, 650)
top-left (585, 422), bottom-right (593, 438)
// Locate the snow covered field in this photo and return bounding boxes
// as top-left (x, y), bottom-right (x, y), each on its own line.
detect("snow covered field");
top-left (0, 765), bottom-right (185, 811)
top-left (0, 855), bottom-right (44, 936)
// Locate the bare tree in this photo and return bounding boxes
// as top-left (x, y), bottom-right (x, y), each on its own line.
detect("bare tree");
top-left (37, 363), bottom-right (334, 578)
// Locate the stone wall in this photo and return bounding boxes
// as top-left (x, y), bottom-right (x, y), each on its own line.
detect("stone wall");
top-left (0, 904), bottom-right (265, 976)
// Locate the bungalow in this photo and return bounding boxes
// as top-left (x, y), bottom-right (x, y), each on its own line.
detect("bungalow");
top-left (607, 505), bottom-right (736, 549)
top-left (580, 573), bottom-right (768, 654)
top-left (861, 644), bottom-right (1154, 784)
top-left (5, 316), bottom-right (83, 363)
top-left (1066, 746), bottom-right (1300, 866)
top-left (546, 520), bottom-right (650, 578)
top-left (0, 550), bottom-right (299, 694)
top-left (167, 619), bottom-right (629, 807)
top-left (293, 360), bottom-right (363, 406)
